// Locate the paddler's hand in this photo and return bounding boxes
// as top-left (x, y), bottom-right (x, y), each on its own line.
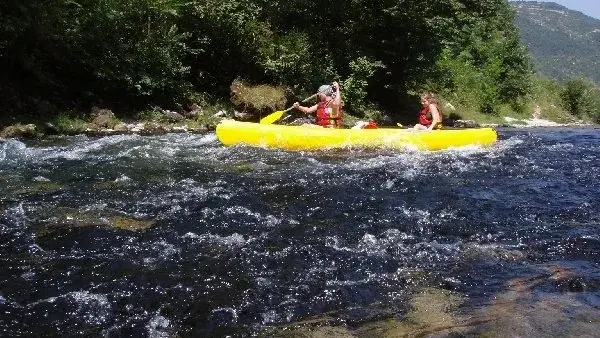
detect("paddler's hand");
top-left (293, 102), bottom-right (305, 113)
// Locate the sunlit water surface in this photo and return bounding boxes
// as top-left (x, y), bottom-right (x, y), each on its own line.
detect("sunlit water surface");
top-left (1, 128), bottom-right (599, 337)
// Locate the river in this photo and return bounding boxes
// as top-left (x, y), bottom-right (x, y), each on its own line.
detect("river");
top-left (1, 127), bottom-right (599, 337)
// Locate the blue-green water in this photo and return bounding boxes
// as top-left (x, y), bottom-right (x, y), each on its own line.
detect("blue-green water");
top-left (1, 128), bottom-right (599, 337)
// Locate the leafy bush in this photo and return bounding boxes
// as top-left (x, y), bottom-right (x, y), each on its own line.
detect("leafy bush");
top-left (561, 77), bottom-right (600, 121)
top-left (53, 114), bottom-right (88, 134)
top-left (0, 0), bottom-right (536, 124)
top-left (341, 57), bottom-right (384, 118)
top-left (136, 108), bottom-right (166, 122)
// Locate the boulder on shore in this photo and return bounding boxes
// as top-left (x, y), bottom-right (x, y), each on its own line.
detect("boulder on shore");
top-left (230, 79), bottom-right (287, 121)
top-left (90, 107), bottom-right (116, 128)
top-left (0, 124), bottom-right (38, 138)
top-left (453, 120), bottom-right (480, 128)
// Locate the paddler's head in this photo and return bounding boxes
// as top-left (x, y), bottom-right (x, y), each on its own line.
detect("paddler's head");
top-left (317, 85), bottom-right (333, 102)
top-left (420, 92), bottom-right (438, 106)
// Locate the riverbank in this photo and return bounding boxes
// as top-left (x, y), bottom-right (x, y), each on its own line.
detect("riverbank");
top-left (0, 98), bottom-right (595, 140)
top-left (0, 111), bottom-right (594, 141)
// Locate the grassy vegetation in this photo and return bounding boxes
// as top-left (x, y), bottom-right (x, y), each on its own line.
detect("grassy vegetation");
top-left (432, 75), bottom-right (598, 126)
top-left (52, 113), bottom-right (88, 134)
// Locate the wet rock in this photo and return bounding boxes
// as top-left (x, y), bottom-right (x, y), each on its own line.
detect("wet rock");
top-left (234, 110), bottom-right (255, 121)
top-left (171, 125), bottom-right (188, 133)
top-left (213, 110), bottom-right (228, 118)
top-left (471, 266), bottom-right (600, 337)
top-left (230, 79), bottom-right (287, 121)
top-left (128, 122), bottom-right (145, 132)
top-left (183, 103), bottom-right (202, 118)
top-left (113, 123), bottom-right (129, 132)
top-left (0, 124), bottom-right (38, 138)
top-left (36, 209), bottom-right (156, 241)
top-left (461, 244), bottom-right (526, 263)
top-left (263, 288), bottom-right (464, 338)
top-left (453, 119), bottom-right (480, 128)
top-left (143, 122), bottom-right (169, 134)
top-left (15, 181), bottom-right (62, 196)
top-left (164, 110), bottom-right (185, 121)
top-left (111, 215), bottom-right (155, 231)
top-left (43, 122), bottom-right (60, 135)
top-left (548, 266), bottom-right (598, 292)
top-left (90, 107), bottom-right (115, 128)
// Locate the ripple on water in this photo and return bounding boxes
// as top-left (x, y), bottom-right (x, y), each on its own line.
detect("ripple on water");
top-left (1, 129), bottom-right (600, 336)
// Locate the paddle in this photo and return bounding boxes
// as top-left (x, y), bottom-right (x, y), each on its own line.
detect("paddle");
top-left (260, 93), bottom-right (317, 125)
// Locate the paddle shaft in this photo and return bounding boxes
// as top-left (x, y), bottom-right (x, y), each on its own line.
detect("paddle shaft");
top-left (260, 89), bottom-right (328, 124)
top-left (275, 93), bottom-right (317, 118)
top-left (295, 93), bottom-right (317, 108)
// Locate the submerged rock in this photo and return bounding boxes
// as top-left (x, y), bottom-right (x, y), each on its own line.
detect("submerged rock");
top-left (111, 215), bottom-right (156, 231)
top-left (14, 181), bottom-right (62, 196)
top-left (35, 209), bottom-right (157, 243)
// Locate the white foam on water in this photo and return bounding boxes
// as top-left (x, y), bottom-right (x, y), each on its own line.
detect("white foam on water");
top-left (261, 309), bottom-right (280, 324)
top-left (486, 136), bottom-right (524, 158)
top-left (182, 232), bottom-right (251, 248)
top-left (398, 206), bottom-right (433, 226)
top-left (42, 134), bottom-right (136, 161)
top-left (0, 139), bottom-right (27, 162)
top-left (3, 202), bottom-right (27, 228)
top-left (20, 269), bottom-right (36, 281)
top-left (68, 291), bottom-right (112, 325)
top-left (146, 314), bottom-right (171, 338)
top-left (254, 277), bottom-right (273, 288)
top-left (27, 291), bottom-right (112, 325)
top-left (326, 232), bottom-right (397, 257)
top-left (223, 206), bottom-right (282, 227)
top-left (114, 174), bottom-right (132, 182)
top-left (210, 307), bottom-right (239, 325)
top-left (503, 117), bottom-right (568, 127)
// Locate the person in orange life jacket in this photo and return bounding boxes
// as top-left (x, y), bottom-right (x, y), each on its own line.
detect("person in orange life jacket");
top-left (292, 82), bottom-right (342, 128)
top-left (413, 93), bottom-right (442, 131)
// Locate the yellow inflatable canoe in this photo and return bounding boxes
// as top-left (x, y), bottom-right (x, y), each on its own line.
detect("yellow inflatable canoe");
top-left (216, 120), bottom-right (497, 151)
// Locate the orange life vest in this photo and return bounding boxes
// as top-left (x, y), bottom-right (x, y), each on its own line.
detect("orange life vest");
top-left (316, 100), bottom-right (342, 128)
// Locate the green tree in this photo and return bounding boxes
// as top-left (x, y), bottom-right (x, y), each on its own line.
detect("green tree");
top-left (561, 77), bottom-right (600, 122)
top-left (0, 0), bottom-right (189, 114)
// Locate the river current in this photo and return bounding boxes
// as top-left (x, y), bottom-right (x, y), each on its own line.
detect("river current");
top-left (0, 127), bottom-right (599, 337)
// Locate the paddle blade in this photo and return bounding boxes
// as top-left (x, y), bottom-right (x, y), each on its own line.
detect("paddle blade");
top-left (260, 111), bottom-right (285, 124)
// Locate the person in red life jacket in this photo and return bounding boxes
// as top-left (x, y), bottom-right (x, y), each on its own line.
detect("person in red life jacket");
top-left (413, 93), bottom-right (442, 131)
top-left (292, 82), bottom-right (342, 128)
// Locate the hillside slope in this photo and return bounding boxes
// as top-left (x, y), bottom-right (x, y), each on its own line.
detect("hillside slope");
top-left (511, 1), bottom-right (600, 84)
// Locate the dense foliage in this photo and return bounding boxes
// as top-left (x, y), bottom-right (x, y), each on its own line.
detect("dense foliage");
top-left (561, 78), bottom-right (600, 123)
top-left (1, 0), bottom-right (534, 121)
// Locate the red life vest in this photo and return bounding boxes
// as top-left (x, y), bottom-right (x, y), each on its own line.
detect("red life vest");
top-left (418, 105), bottom-right (433, 126)
top-left (316, 100), bottom-right (342, 127)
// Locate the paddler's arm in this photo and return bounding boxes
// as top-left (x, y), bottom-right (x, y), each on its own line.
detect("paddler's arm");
top-left (331, 81), bottom-right (341, 108)
top-left (293, 102), bottom-right (318, 114)
top-left (427, 104), bottom-right (441, 131)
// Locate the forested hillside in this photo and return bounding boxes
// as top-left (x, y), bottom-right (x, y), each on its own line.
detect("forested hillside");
top-left (512, 1), bottom-right (600, 84)
top-left (0, 0), bottom-right (532, 122)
